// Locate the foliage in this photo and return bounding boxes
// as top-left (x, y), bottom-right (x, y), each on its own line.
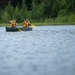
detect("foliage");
top-left (68, 12), bottom-right (75, 22)
top-left (0, 0), bottom-right (75, 23)
top-left (1, 11), bottom-right (9, 23)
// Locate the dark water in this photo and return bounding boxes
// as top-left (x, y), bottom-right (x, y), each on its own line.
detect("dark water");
top-left (0, 25), bottom-right (75, 75)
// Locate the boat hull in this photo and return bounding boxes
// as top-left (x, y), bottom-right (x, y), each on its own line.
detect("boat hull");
top-left (6, 27), bottom-right (32, 32)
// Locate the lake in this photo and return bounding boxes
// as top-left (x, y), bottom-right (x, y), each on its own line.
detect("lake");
top-left (0, 25), bottom-right (75, 75)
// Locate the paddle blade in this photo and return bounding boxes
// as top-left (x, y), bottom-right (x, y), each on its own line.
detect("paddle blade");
top-left (18, 28), bottom-right (22, 32)
top-left (32, 25), bottom-right (36, 28)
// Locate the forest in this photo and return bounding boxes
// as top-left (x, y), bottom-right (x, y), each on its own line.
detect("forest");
top-left (0, 0), bottom-right (75, 23)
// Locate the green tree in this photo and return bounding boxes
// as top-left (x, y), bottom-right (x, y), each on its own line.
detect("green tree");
top-left (13, 6), bottom-right (21, 22)
top-left (20, 0), bottom-right (28, 22)
top-left (1, 11), bottom-right (9, 23)
top-left (44, 0), bottom-right (53, 18)
top-left (51, 0), bottom-right (60, 18)
top-left (31, 0), bottom-right (37, 20)
top-left (22, 0), bottom-right (27, 10)
top-left (5, 2), bottom-right (14, 20)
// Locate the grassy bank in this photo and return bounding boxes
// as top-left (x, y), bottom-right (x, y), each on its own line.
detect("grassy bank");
top-left (33, 22), bottom-right (75, 26)
top-left (0, 22), bottom-right (75, 27)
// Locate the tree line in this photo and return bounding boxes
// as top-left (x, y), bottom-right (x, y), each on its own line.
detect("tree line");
top-left (0, 0), bottom-right (75, 23)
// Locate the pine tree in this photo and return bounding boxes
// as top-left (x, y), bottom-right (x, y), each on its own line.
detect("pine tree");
top-left (1, 11), bottom-right (9, 23)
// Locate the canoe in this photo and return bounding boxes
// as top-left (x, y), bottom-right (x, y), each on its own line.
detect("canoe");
top-left (6, 26), bottom-right (32, 32)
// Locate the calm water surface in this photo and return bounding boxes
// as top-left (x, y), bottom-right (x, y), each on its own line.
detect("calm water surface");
top-left (0, 25), bottom-right (75, 75)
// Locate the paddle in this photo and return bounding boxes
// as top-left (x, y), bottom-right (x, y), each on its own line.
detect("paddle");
top-left (31, 24), bottom-right (36, 28)
top-left (18, 28), bottom-right (22, 32)
top-left (16, 23), bottom-right (22, 32)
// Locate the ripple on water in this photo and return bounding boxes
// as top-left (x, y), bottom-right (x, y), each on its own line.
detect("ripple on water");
top-left (0, 26), bottom-right (75, 75)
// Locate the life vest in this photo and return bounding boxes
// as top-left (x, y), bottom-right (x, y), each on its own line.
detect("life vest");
top-left (24, 21), bottom-right (29, 28)
top-left (10, 20), bottom-right (16, 28)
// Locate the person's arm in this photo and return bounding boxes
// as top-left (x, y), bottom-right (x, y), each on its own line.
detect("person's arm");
top-left (28, 21), bottom-right (31, 26)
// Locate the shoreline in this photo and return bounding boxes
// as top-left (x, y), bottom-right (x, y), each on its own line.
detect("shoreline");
top-left (0, 22), bottom-right (75, 27)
